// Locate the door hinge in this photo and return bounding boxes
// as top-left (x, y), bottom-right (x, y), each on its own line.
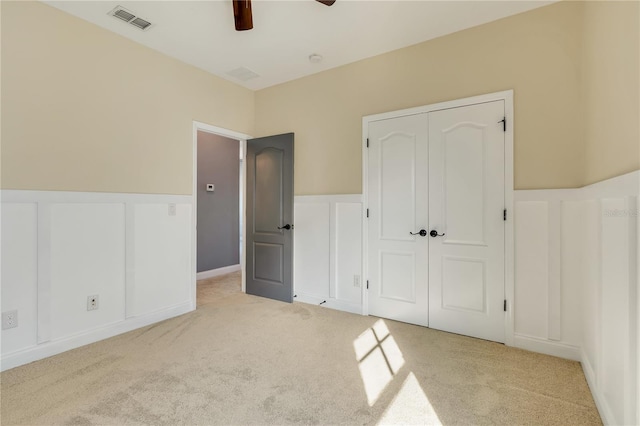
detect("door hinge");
top-left (366, 280), bottom-right (369, 290)
top-left (504, 299), bottom-right (507, 312)
top-left (498, 117), bottom-right (506, 132)
top-left (366, 208), bottom-right (369, 218)
top-left (503, 209), bottom-right (507, 221)
top-left (366, 138), bottom-right (369, 148)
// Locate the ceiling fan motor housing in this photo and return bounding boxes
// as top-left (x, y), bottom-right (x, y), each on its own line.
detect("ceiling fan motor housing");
top-left (233, 0), bottom-right (253, 31)
top-left (232, 0), bottom-right (334, 32)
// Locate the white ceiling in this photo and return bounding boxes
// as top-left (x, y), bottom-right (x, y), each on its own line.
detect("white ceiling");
top-left (45, 0), bottom-right (553, 91)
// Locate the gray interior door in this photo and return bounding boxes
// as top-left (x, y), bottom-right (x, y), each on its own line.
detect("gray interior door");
top-left (246, 133), bottom-right (294, 303)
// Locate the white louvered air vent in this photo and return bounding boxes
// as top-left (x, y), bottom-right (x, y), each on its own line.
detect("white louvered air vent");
top-left (226, 67), bottom-right (260, 82)
top-left (108, 6), bottom-right (153, 31)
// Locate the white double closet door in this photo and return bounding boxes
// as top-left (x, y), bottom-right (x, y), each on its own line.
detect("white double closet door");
top-left (367, 100), bottom-right (506, 343)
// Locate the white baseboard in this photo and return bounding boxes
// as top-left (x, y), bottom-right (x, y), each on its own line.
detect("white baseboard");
top-left (295, 292), bottom-right (363, 315)
top-left (581, 349), bottom-right (616, 425)
top-left (196, 264), bottom-right (241, 280)
top-left (0, 301), bottom-right (193, 372)
top-left (513, 333), bottom-right (581, 361)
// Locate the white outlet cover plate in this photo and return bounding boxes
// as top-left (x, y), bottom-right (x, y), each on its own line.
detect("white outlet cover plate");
top-left (2, 310), bottom-right (18, 330)
top-left (87, 295), bottom-right (99, 311)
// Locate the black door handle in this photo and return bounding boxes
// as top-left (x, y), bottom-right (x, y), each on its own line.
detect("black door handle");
top-left (277, 224), bottom-right (292, 230)
top-left (430, 230), bottom-right (445, 237)
top-left (410, 229), bottom-right (427, 237)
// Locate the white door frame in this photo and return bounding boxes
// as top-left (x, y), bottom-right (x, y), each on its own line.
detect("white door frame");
top-left (192, 121), bottom-right (252, 308)
top-left (362, 90), bottom-right (515, 346)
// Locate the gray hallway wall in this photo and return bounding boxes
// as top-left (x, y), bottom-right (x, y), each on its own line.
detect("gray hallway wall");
top-left (197, 131), bottom-right (240, 272)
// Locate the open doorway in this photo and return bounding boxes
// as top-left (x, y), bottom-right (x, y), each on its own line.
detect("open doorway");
top-left (191, 121), bottom-right (251, 308)
top-left (196, 131), bottom-right (241, 275)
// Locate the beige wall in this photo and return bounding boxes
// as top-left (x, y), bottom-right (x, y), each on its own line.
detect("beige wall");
top-left (1, 1), bottom-right (254, 195)
top-left (582, 1), bottom-right (639, 185)
top-left (256, 2), bottom-right (588, 194)
top-left (3, 1), bottom-right (637, 196)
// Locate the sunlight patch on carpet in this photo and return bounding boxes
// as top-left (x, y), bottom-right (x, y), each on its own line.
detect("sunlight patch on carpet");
top-left (354, 319), bottom-right (405, 406)
top-left (377, 372), bottom-right (442, 425)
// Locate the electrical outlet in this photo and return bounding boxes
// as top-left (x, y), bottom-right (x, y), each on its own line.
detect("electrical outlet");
top-left (168, 203), bottom-right (176, 216)
top-left (2, 310), bottom-right (18, 330)
top-left (353, 275), bottom-right (361, 288)
top-left (87, 295), bottom-right (99, 311)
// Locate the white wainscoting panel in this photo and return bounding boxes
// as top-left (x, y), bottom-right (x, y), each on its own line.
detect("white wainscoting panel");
top-left (515, 190), bottom-right (585, 360)
top-left (1, 203), bottom-right (39, 354)
top-left (514, 201), bottom-right (549, 340)
top-left (130, 203), bottom-right (192, 318)
top-left (559, 200), bottom-right (583, 348)
top-left (294, 195), bottom-right (363, 314)
top-left (0, 190), bottom-right (193, 371)
top-left (581, 199), bottom-right (601, 376)
top-left (293, 202), bottom-right (330, 299)
top-left (335, 202), bottom-right (363, 305)
top-left (49, 203), bottom-right (126, 340)
top-left (599, 197), bottom-right (635, 425)
top-left (515, 170), bottom-right (639, 425)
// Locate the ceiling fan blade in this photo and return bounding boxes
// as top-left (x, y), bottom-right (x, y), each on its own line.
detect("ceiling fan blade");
top-left (233, 0), bottom-right (253, 31)
top-left (316, 0), bottom-right (336, 5)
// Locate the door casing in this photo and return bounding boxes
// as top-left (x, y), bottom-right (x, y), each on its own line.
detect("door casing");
top-left (362, 90), bottom-right (515, 346)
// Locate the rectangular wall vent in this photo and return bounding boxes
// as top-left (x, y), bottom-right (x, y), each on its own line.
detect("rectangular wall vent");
top-left (108, 6), bottom-right (153, 31)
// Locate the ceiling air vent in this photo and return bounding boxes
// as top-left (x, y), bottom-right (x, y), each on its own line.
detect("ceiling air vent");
top-left (226, 67), bottom-right (260, 82)
top-left (113, 8), bottom-right (135, 23)
top-left (108, 6), bottom-right (153, 31)
top-left (130, 17), bottom-right (152, 30)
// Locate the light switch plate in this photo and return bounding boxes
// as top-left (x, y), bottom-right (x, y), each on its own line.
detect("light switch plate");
top-left (206, 184), bottom-right (215, 192)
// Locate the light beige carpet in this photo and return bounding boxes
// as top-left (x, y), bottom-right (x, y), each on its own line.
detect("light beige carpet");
top-left (1, 272), bottom-right (601, 425)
